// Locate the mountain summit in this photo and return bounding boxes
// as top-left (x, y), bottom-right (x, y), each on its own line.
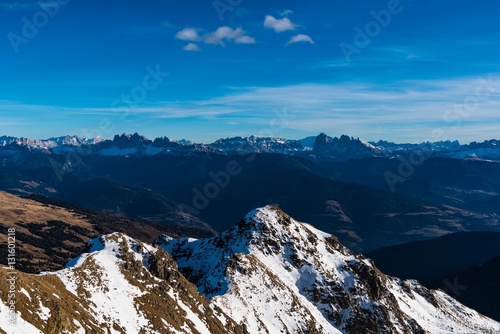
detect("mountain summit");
top-left (158, 206), bottom-right (500, 334)
top-left (2, 207), bottom-right (499, 333)
top-left (158, 206), bottom-right (500, 333)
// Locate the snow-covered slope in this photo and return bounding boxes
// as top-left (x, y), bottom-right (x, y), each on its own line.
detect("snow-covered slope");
top-left (0, 233), bottom-right (242, 334)
top-left (2, 207), bottom-right (499, 333)
top-left (158, 206), bottom-right (500, 334)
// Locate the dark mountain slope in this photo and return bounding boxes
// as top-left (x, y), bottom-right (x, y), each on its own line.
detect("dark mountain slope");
top-left (441, 255), bottom-right (500, 322)
top-left (190, 166), bottom-right (500, 251)
top-left (366, 231), bottom-right (500, 286)
top-left (328, 157), bottom-right (500, 212)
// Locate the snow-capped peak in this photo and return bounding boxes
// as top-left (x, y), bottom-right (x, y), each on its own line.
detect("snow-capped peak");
top-left (2, 210), bottom-right (500, 333)
top-left (1, 232), bottom-right (241, 334)
top-left (160, 206), bottom-right (500, 334)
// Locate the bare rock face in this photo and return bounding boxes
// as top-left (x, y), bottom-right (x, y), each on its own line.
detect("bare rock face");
top-left (159, 206), bottom-right (500, 334)
top-left (2, 206), bottom-right (499, 333)
top-left (0, 233), bottom-right (243, 334)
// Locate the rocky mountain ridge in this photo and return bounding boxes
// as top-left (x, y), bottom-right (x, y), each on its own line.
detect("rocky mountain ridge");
top-left (2, 133), bottom-right (500, 161)
top-left (156, 206), bottom-right (500, 333)
top-left (0, 233), bottom-right (242, 334)
top-left (2, 206), bottom-right (499, 333)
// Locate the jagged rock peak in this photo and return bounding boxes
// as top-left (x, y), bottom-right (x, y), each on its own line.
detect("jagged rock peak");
top-left (159, 206), bottom-right (500, 334)
top-left (315, 132), bottom-right (331, 143)
top-left (112, 132), bottom-right (151, 145)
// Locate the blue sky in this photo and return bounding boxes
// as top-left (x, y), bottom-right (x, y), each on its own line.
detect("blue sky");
top-left (1, 0), bottom-right (499, 143)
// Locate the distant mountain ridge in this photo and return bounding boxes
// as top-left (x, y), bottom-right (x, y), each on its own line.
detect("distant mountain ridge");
top-left (2, 136), bottom-right (500, 253)
top-left (1, 133), bottom-right (500, 161)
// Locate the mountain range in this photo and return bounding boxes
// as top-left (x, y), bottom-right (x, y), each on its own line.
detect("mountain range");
top-left (2, 132), bottom-right (500, 332)
top-left (1, 133), bottom-right (500, 253)
top-left (1, 206), bottom-right (499, 333)
top-left (1, 132), bottom-right (500, 161)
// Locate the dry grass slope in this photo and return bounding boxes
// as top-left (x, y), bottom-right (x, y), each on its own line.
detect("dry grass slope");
top-left (0, 191), bottom-right (208, 273)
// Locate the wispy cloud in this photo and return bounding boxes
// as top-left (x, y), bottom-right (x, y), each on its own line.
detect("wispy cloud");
top-left (175, 28), bottom-right (201, 42)
top-left (264, 15), bottom-right (296, 33)
top-left (0, 120), bottom-right (23, 127)
top-left (264, 13), bottom-right (314, 47)
top-left (0, 1), bottom-right (39, 10)
top-left (175, 26), bottom-right (255, 50)
top-left (156, 76), bottom-right (500, 142)
top-left (160, 21), bottom-right (175, 29)
top-left (204, 26), bottom-right (255, 45)
top-left (183, 43), bottom-right (201, 52)
top-left (3, 74), bottom-right (500, 142)
top-left (0, 1), bottom-right (59, 10)
top-left (286, 34), bottom-right (314, 46)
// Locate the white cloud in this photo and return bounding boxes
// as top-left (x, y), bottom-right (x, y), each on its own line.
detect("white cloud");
top-left (147, 76), bottom-right (500, 142)
top-left (234, 35), bottom-right (256, 44)
top-left (280, 9), bottom-right (293, 17)
top-left (204, 26), bottom-right (255, 46)
top-left (183, 43), bottom-right (201, 52)
top-left (8, 75), bottom-right (499, 143)
top-left (175, 26), bottom-right (255, 49)
top-left (175, 28), bottom-right (201, 42)
top-left (264, 15), bottom-right (296, 33)
top-left (286, 34), bottom-right (314, 46)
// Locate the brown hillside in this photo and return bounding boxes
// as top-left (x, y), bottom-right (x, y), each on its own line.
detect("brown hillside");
top-left (0, 191), bottom-right (211, 273)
